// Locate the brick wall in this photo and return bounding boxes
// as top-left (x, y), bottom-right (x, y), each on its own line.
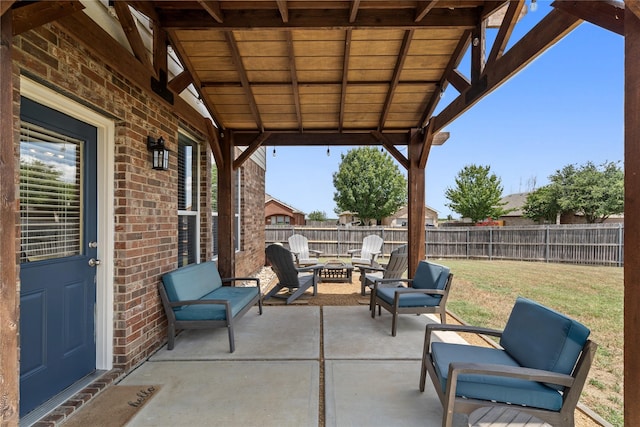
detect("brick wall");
top-left (13, 23), bottom-right (265, 373)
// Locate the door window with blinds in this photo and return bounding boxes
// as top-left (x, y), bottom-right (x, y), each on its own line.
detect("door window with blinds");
top-left (178, 133), bottom-right (199, 267)
top-left (19, 122), bottom-right (82, 263)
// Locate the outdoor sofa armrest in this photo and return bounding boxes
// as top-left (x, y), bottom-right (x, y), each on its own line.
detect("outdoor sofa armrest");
top-left (422, 323), bottom-right (504, 357)
top-left (446, 362), bottom-right (576, 397)
top-left (168, 299), bottom-right (233, 309)
top-left (371, 278), bottom-right (411, 289)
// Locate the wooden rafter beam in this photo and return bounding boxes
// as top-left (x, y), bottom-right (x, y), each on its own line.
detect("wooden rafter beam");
top-left (379, 29), bottom-right (414, 130)
top-left (552, 0), bottom-right (624, 35)
top-left (160, 8), bottom-right (477, 30)
top-left (485, 0), bottom-right (524, 69)
top-left (57, 12), bottom-right (205, 129)
top-left (349, 0), bottom-right (361, 23)
top-left (233, 132), bottom-right (272, 170)
top-left (206, 119), bottom-right (224, 168)
top-left (339, 29), bottom-right (352, 132)
top-left (415, 1), bottom-right (439, 23)
top-left (285, 31), bottom-right (302, 131)
top-left (168, 70), bottom-right (193, 94)
top-left (127, 1), bottom-right (159, 22)
top-left (224, 31), bottom-right (264, 132)
top-left (432, 8), bottom-right (581, 132)
top-left (198, 1), bottom-right (224, 24)
top-left (12, 0), bottom-right (84, 36)
top-left (233, 131), bottom-right (409, 147)
top-left (447, 69), bottom-right (471, 93)
top-left (372, 131), bottom-right (409, 170)
top-left (276, 0), bottom-right (289, 23)
top-left (470, 19), bottom-right (486, 82)
top-left (418, 122), bottom-right (434, 169)
top-left (420, 29), bottom-right (471, 126)
top-left (114, 1), bottom-right (152, 70)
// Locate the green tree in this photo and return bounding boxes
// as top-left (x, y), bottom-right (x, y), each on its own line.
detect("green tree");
top-left (549, 161), bottom-right (623, 223)
top-left (522, 185), bottom-right (561, 223)
top-left (308, 210), bottom-right (327, 221)
top-left (445, 164), bottom-right (509, 223)
top-left (333, 147), bottom-right (407, 225)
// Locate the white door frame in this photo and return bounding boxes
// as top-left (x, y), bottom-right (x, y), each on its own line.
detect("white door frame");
top-left (20, 77), bottom-right (115, 370)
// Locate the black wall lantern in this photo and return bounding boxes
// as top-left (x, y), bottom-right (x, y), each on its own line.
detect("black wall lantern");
top-left (147, 136), bottom-right (169, 170)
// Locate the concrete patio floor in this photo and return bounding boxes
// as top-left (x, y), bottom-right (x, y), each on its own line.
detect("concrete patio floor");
top-left (117, 305), bottom-right (470, 426)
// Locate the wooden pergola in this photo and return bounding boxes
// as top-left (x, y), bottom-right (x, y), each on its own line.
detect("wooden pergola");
top-left (1, 0), bottom-right (639, 424)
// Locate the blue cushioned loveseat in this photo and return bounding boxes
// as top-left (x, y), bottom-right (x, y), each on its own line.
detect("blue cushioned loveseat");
top-left (419, 297), bottom-right (597, 427)
top-left (158, 261), bottom-right (262, 353)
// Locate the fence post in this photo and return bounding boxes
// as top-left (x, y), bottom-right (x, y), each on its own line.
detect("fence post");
top-left (545, 225), bottom-right (549, 263)
top-left (619, 223), bottom-right (624, 267)
top-left (489, 228), bottom-right (493, 261)
top-left (466, 229), bottom-right (470, 259)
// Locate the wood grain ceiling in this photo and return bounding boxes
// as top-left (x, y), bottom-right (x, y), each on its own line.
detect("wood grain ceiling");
top-left (136, 1), bottom-right (504, 137)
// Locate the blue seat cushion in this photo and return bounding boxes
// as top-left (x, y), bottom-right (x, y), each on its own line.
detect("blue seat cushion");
top-left (412, 261), bottom-right (450, 290)
top-left (174, 287), bottom-right (258, 321)
top-left (500, 297), bottom-right (590, 380)
top-left (162, 262), bottom-right (224, 307)
top-left (376, 287), bottom-right (442, 307)
top-left (431, 342), bottom-right (563, 411)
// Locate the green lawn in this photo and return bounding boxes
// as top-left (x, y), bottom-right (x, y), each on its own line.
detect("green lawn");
top-left (437, 259), bottom-right (623, 427)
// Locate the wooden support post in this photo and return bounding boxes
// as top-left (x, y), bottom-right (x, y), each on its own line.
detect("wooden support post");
top-left (625, 6), bottom-right (640, 426)
top-left (407, 129), bottom-right (427, 277)
top-left (216, 131), bottom-right (235, 278)
top-left (0, 8), bottom-right (19, 424)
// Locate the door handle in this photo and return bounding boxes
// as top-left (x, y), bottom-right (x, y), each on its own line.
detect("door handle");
top-left (88, 258), bottom-right (101, 267)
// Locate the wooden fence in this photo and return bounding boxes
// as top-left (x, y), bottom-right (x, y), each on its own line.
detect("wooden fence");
top-left (265, 223), bottom-right (624, 266)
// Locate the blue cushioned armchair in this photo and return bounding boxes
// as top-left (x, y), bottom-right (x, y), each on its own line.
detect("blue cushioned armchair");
top-left (370, 260), bottom-right (453, 336)
top-left (419, 297), bottom-right (597, 427)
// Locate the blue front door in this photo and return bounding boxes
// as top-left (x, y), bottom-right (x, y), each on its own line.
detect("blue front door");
top-left (19, 98), bottom-right (98, 416)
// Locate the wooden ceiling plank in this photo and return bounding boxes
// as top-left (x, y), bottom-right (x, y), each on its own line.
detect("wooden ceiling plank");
top-left (551, 0), bottom-right (624, 35)
top-left (1, 1), bottom-right (15, 17)
top-left (114, 1), bottom-right (152, 70)
top-left (379, 29), bottom-right (414, 130)
top-left (198, 1), bottom-right (224, 24)
top-left (372, 131), bottom-right (409, 169)
top-left (168, 70), bottom-right (193, 94)
top-left (484, 0), bottom-right (524, 69)
top-left (12, 0), bottom-right (84, 36)
top-left (339, 29), bottom-right (352, 131)
top-left (415, 1), bottom-right (440, 23)
top-left (349, 0), bottom-right (361, 23)
top-left (628, 1), bottom-right (640, 21)
top-left (432, 8), bottom-right (581, 132)
top-left (419, 29), bottom-right (471, 126)
top-left (285, 31), bottom-right (302, 130)
top-left (225, 31), bottom-right (264, 131)
top-left (233, 132), bottom-right (272, 169)
top-left (160, 8), bottom-right (478, 30)
top-left (277, 0), bottom-right (289, 23)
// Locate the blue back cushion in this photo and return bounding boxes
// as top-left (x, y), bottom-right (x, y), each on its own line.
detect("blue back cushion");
top-left (500, 297), bottom-right (590, 377)
top-left (412, 261), bottom-right (450, 290)
top-left (162, 262), bottom-right (223, 303)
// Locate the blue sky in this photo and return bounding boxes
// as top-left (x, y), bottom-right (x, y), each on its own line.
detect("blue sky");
top-left (265, 2), bottom-right (624, 219)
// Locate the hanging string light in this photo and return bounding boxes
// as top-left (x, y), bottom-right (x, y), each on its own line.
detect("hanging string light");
top-left (326, 147), bottom-right (330, 156)
top-left (272, 147), bottom-right (276, 157)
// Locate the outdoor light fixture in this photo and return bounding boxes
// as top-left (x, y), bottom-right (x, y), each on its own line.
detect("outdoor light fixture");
top-left (530, 0), bottom-right (537, 12)
top-left (272, 147), bottom-right (276, 157)
top-left (147, 136), bottom-right (169, 170)
top-left (326, 147), bottom-right (330, 156)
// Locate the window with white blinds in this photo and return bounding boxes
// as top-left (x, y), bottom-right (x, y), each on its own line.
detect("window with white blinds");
top-left (178, 134), bottom-right (199, 267)
top-left (19, 122), bottom-right (82, 263)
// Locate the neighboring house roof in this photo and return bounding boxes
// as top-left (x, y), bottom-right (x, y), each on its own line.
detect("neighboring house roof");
top-left (265, 193), bottom-right (305, 214)
top-left (499, 192), bottom-right (530, 217)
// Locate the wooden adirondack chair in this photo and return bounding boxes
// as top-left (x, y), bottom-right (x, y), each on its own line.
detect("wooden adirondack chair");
top-left (357, 244), bottom-right (408, 296)
top-left (287, 234), bottom-right (322, 267)
top-left (348, 234), bottom-right (383, 266)
top-left (265, 244), bottom-right (323, 304)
